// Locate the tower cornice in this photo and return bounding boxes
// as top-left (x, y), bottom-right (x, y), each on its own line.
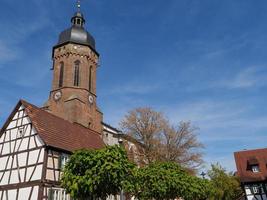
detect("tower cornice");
top-left (52, 42), bottom-right (99, 58)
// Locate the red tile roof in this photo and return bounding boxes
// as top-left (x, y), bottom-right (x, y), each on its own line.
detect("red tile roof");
top-left (3, 100), bottom-right (105, 152)
top-left (234, 148), bottom-right (267, 183)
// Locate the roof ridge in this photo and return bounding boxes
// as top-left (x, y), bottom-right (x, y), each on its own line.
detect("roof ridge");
top-left (21, 99), bottom-right (101, 136)
top-left (2, 99), bottom-right (104, 152)
top-left (235, 147), bottom-right (267, 154)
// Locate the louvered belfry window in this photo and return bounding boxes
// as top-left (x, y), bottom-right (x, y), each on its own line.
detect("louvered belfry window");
top-left (74, 60), bottom-right (80, 86)
top-left (59, 62), bottom-right (64, 87)
top-left (89, 66), bottom-right (92, 92)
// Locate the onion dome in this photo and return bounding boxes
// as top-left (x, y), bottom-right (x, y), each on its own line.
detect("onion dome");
top-left (57, 9), bottom-right (96, 50)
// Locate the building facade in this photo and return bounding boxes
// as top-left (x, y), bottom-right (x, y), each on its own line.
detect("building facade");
top-left (43, 9), bottom-right (103, 133)
top-left (0, 3), bottom-right (145, 200)
top-left (0, 4), bottom-right (106, 200)
top-left (0, 99), bottom-right (104, 200)
top-left (235, 148), bottom-right (267, 200)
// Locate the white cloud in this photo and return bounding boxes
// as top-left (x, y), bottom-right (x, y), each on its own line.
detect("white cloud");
top-left (100, 81), bottom-right (162, 96)
top-left (0, 1), bottom-right (51, 66)
top-left (219, 66), bottom-right (267, 89)
top-left (0, 40), bottom-right (18, 63)
top-left (164, 99), bottom-right (267, 137)
top-left (160, 99), bottom-right (267, 171)
top-left (203, 155), bottom-right (237, 173)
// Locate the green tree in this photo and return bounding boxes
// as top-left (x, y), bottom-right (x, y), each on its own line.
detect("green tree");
top-left (61, 145), bottom-right (134, 200)
top-left (207, 163), bottom-right (243, 200)
top-left (124, 162), bottom-right (214, 200)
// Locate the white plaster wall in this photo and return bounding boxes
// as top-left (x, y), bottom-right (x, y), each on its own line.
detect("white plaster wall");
top-left (18, 187), bottom-right (32, 199)
top-left (31, 186), bottom-right (39, 200)
top-left (31, 165), bottom-right (43, 181)
top-left (8, 189), bottom-right (17, 200)
top-left (0, 108), bottom-right (45, 187)
top-left (0, 156), bottom-right (8, 170)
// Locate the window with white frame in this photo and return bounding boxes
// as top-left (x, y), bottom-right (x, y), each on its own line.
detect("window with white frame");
top-left (252, 186), bottom-right (260, 194)
top-left (251, 165), bottom-right (260, 173)
top-left (59, 153), bottom-right (69, 169)
top-left (48, 188), bottom-right (72, 200)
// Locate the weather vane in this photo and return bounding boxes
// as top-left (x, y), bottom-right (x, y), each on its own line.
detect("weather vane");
top-left (77, 0), bottom-right (81, 12)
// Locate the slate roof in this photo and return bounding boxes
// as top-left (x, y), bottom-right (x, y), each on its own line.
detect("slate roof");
top-left (57, 26), bottom-right (96, 50)
top-left (1, 100), bottom-right (105, 152)
top-left (234, 148), bottom-right (267, 183)
top-left (54, 11), bottom-right (98, 56)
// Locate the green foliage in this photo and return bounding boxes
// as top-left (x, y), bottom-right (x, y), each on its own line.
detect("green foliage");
top-left (208, 163), bottom-right (243, 200)
top-left (61, 145), bottom-right (134, 200)
top-left (124, 162), bottom-right (214, 200)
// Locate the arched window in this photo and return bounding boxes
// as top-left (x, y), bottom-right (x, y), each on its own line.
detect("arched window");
top-left (58, 62), bottom-right (64, 87)
top-left (74, 60), bottom-right (80, 86)
top-left (89, 66), bottom-right (92, 92)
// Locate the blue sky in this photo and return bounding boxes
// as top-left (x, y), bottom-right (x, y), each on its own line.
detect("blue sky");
top-left (1, 0), bottom-right (267, 172)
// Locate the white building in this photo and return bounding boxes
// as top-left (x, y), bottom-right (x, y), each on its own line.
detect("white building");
top-left (0, 2), bottom-right (145, 200)
top-left (235, 148), bottom-right (267, 200)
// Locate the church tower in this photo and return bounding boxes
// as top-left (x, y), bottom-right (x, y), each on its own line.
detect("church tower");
top-left (44, 3), bottom-right (103, 133)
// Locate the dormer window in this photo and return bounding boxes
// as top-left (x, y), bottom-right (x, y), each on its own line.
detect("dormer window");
top-left (251, 165), bottom-right (260, 173)
top-left (247, 157), bottom-right (259, 173)
top-left (59, 153), bottom-right (69, 169)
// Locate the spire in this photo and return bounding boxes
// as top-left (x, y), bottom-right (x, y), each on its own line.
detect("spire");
top-left (71, 0), bottom-right (85, 27)
top-left (77, 0), bottom-right (81, 12)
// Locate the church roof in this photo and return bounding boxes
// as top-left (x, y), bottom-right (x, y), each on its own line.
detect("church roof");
top-left (1, 100), bottom-right (104, 152)
top-left (57, 25), bottom-right (96, 49)
top-left (56, 11), bottom-right (96, 52)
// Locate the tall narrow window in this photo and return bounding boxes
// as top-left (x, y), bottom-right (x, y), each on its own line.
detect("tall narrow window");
top-left (58, 62), bottom-right (64, 87)
top-left (89, 66), bottom-right (92, 92)
top-left (74, 60), bottom-right (80, 86)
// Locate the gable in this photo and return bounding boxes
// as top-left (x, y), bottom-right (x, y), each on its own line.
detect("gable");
top-left (21, 100), bottom-right (105, 152)
top-left (0, 103), bottom-right (45, 187)
top-left (0, 103), bottom-right (45, 151)
top-left (1, 99), bottom-right (105, 155)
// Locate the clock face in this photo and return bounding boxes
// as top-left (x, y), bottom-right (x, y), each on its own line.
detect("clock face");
top-left (54, 91), bottom-right (62, 101)
top-left (88, 95), bottom-right (94, 104)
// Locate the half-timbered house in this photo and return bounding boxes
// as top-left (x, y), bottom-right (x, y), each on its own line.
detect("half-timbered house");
top-left (0, 100), bottom-right (104, 200)
top-left (235, 148), bottom-right (267, 200)
top-left (0, 1), bottom-right (145, 200)
top-left (0, 1), bottom-right (107, 198)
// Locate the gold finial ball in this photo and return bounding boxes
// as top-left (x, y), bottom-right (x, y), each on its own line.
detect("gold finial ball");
top-left (77, 0), bottom-right (81, 9)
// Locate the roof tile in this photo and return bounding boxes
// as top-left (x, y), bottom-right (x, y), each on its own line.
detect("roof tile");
top-left (21, 100), bottom-right (104, 152)
top-left (234, 148), bottom-right (267, 183)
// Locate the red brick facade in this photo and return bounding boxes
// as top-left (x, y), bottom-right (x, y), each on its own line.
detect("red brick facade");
top-left (43, 43), bottom-right (103, 133)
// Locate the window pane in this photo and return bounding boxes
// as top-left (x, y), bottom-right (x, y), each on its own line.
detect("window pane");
top-left (252, 165), bottom-right (259, 172)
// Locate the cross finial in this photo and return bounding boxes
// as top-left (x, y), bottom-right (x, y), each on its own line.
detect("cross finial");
top-left (200, 171), bottom-right (206, 179)
top-left (77, 0), bottom-right (81, 12)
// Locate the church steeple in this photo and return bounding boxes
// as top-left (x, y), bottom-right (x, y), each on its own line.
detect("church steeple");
top-left (71, 0), bottom-right (85, 28)
top-left (56, 0), bottom-right (97, 52)
top-left (71, 12), bottom-right (85, 28)
top-left (43, 2), bottom-right (103, 133)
